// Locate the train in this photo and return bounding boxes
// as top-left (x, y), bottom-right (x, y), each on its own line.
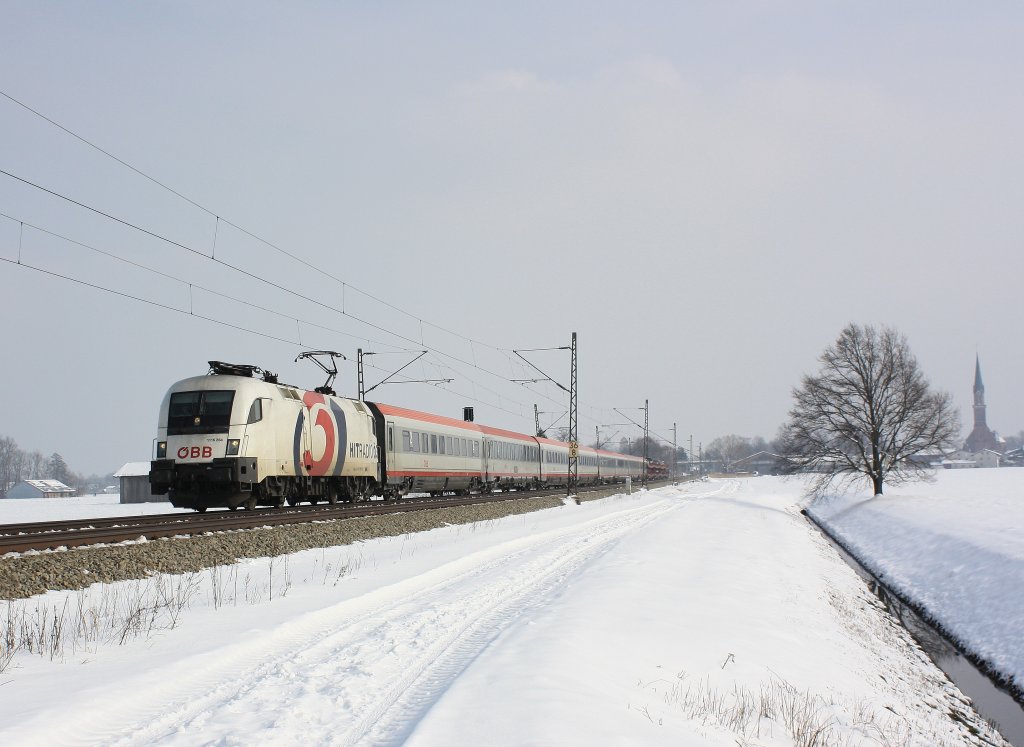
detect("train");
top-left (149, 361), bottom-right (648, 511)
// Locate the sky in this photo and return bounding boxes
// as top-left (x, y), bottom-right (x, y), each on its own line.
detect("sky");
top-left (2, 2), bottom-right (1022, 475)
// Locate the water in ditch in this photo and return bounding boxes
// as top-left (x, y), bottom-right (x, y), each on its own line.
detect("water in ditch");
top-left (810, 517), bottom-right (1024, 746)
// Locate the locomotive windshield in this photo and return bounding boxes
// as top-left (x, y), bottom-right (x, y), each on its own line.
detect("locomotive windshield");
top-left (167, 390), bottom-right (235, 435)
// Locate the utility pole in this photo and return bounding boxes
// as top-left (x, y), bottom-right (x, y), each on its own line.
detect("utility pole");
top-left (568, 331), bottom-right (578, 499)
top-left (535, 404), bottom-right (542, 438)
top-left (357, 349), bottom-right (366, 400)
top-left (689, 434), bottom-right (694, 475)
top-left (512, 335), bottom-right (576, 498)
top-left (642, 399), bottom-right (649, 487)
top-left (671, 422), bottom-right (677, 479)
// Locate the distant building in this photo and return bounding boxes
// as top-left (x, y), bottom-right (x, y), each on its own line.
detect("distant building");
top-left (946, 448), bottom-right (1003, 469)
top-left (964, 356), bottom-right (1004, 453)
top-left (115, 462), bottom-right (167, 504)
top-left (732, 451), bottom-right (786, 475)
top-left (5, 479), bottom-right (76, 499)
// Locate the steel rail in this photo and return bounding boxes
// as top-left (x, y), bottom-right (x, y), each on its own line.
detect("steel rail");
top-left (0, 482), bottom-right (663, 554)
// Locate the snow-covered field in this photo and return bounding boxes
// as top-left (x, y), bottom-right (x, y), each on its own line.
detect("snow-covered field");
top-left (0, 492), bottom-right (187, 522)
top-left (0, 476), bottom-right (1017, 745)
top-left (808, 468), bottom-right (1024, 695)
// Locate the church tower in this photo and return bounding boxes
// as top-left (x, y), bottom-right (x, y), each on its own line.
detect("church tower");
top-left (964, 355), bottom-right (1000, 453)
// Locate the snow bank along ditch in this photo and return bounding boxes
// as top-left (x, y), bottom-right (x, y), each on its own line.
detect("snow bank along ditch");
top-left (805, 510), bottom-right (1024, 746)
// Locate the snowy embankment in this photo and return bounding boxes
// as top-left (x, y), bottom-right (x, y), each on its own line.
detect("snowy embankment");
top-left (0, 492), bottom-right (189, 522)
top-left (807, 469), bottom-right (1024, 695)
top-left (0, 480), bottom-right (1006, 746)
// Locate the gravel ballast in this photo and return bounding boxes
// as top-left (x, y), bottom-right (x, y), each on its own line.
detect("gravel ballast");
top-left (0, 494), bottom-right (583, 600)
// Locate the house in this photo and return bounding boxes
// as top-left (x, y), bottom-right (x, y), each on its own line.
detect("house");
top-left (731, 451), bottom-right (786, 475)
top-left (5, 479), bottom-right (76, 499)
top-left (947, 449), bottom-right (1002, 469)
top-left (114, 462), bottom-right (167, 504)
top-left (974, 449), bottom-right (1002, 469)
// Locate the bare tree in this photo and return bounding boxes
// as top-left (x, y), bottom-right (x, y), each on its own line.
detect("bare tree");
top-left (783, 323), bottom-right (959, 495)
top-left (27, 450), bottom-right (45, 479)
top-left (705, 435), bottom-right (770, 472)
top-left (0, 436), bottom-right (19, 496)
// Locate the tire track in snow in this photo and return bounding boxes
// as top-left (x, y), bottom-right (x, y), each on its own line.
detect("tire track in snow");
top-left (2, 490), bottom-right (707, 746)
top-left (344, 499), bottom-right (685, 746)
top-left (157, 496), bottom-right (688, 744)
top-left (169, 496), bottom-right (684, 746)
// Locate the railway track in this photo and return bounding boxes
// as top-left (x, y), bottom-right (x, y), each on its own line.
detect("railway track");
top-left (0, 482), bottom-right (662, 554)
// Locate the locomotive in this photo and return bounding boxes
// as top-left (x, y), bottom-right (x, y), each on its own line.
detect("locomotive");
top-left (149, 361), bottom-right (646, 511)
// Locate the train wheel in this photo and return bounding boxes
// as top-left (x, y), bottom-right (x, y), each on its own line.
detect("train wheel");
top-left (228, 505), bottom-right (238, 512)
top-left (244, 497), bottom-right (257, 511)
top-left (195, 506), bottom-right (207, 513)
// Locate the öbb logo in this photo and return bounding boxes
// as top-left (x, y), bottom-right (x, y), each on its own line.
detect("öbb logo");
top-left (294, 392), bottom-right (347, 476)
top-left (178, 446), bottom-right (213, 459)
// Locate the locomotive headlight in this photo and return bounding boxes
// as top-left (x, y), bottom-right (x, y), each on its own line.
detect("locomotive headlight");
top-left (226, 439), bottom-right (241, 456)
top-left (156, 441), bottom-right (167, 459)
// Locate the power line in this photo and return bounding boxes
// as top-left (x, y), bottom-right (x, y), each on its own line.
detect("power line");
top-left (0, 255), bottom-right (299, 347)
top-left (0, 210), bottom-right (413, 353)
top-left (0, 87), bottom-right (513, 356)
top-left (0, 92), bottom-right (653, 432)
top-left (0, 167), bottom-right (546, 404)
top-left (0, 209), bottom-right (550, 419)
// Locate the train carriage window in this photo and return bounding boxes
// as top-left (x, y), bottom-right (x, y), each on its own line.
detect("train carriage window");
top-left (446, 436), bottom-right (453, 455)
top-left (430, 434), bottom-right (438, 454)
top-left (439, 436), bottom-right (445, 455)
top-left (473, 441), bottom-right (479, 457)
top-left (388, 427), bottom-right (394, 452)
top-left (246, 399), bottom-right (263, 424)
top-left (421, 433), bottom-right (429, 453)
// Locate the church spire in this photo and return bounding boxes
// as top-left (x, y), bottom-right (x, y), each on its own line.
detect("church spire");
top-left (965, 354), bottom-right (999, 453)
top-left (973, 355), bottom-right (987, 422)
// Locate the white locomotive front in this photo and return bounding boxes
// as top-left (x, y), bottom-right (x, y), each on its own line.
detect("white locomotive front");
top-left (149, 362), bottom-right (380, 511)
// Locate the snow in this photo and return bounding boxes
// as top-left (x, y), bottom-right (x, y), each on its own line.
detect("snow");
top-left (0, 493), bottom-right (186, 522)
top-left (808, 468), bottom-right (1024, 692)
top-left (0, 475), bottom-right (1018, 746)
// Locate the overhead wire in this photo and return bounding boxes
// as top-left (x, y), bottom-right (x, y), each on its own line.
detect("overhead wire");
top-left (0, 208), bottom-right (551, 419)
top-left (0, 210), bottom-right (415, 354)
top-left (0, 90), bottom-right (651, 437)
top-left (0, 167), bottom-right (558, 413)
top-left (0, 87), bottom-right (515, 357)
